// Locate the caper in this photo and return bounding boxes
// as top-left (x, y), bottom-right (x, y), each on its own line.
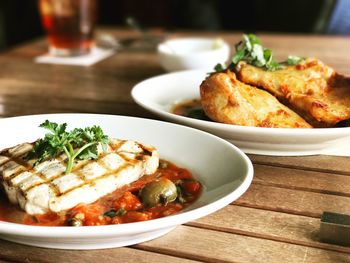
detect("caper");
top-left (67, 213), bottom-right (85, 226)
top-left (67, 217), bottom-right (83, 227)
top-left (140, 178), bottom-right (177, 207)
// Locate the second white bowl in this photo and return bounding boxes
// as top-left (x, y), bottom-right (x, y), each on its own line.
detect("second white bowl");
top-left (157, 37), bottom-right (230, 72)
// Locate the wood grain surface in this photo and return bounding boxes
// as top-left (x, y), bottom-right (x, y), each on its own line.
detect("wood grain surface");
top-left (0, 28), bottom-right (349, 262)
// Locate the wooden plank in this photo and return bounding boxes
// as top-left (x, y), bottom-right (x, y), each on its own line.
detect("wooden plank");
top-left (190, 205), bottom-right (350, 253)
top-left (254, 164), bottom-right (350, 196)
top-left (0, 95), bottom-right (156, 118)
top-left (235, 184), bottom-right (350, 218)
top-left (0, 72), bottom-right (135, 103)
top-left (137, 225), bottom-right (350, 263)
top-left (0, 58), bottom-right (160, 104)
top-left (0, 239), bottom-right (198, 263)
top-left (250, 155), bottom-right (350, 175)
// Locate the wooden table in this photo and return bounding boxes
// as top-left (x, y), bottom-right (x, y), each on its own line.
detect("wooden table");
top-left (0, 28), bottom-right (350, 262)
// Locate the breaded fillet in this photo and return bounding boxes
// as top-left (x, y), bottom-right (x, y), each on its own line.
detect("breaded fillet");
top-left (0, 139), bottom-right (159, 215)
top-left (200, 70), bottom-right (312, 128)
top-left (236, 58), bottom-right (350, 127)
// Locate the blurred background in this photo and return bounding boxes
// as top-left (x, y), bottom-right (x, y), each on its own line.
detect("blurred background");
top-left (0, 0), bottom-right (349, 52)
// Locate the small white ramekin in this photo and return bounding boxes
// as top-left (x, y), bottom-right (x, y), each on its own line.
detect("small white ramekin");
top-left (157, 37), bottom-right (230, 72)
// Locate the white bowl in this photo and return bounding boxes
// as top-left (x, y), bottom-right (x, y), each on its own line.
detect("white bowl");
top-left (131, 70), bottom-right (350, 156)
top-left (0, 113), bottom-right (253, 249)
top-left (157, 37), bottom-right (230, 72)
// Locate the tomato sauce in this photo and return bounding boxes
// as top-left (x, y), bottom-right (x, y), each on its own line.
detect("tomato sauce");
top-left (0, 160), bottom-right (201, 226)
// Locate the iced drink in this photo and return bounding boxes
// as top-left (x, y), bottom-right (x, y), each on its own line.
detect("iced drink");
top-left (39, 0), bottom-right (97, 56)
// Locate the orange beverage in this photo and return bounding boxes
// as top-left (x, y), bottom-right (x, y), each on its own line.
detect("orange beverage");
top-left (38, 0), bottom-right (97, 56)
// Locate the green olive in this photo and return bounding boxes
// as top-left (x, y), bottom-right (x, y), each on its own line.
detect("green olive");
top-left (140, 178), bottom-right (177, 207)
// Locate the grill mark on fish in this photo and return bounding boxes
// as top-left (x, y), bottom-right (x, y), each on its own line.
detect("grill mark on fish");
top-left (1, 142), bottom-right (33, 157)
top-left (22, 181), bottom-right (60, 197)
top-left (62, 151), bottom-right (148, 196)
top-left (0, 156), bottom-right (10, 167)
top-left (73, 162), bottom-right (90, 182)
top-left (49, 183), bottom-right (60, 196)
top-left (0, 156), bottom-right (13, 169)
top-left (6, 166), bottom-right (61, 196)
top-left (23, 159), bottom-right (90, 194)
top-left (95, 151), bottom-right (115, 166)
top-left (110, 139), bottom-right (127, 151)
top-left (58, 147), bottom-right (151, 196)
top-left (0, 155), bottom-right (26, 168)
top-left (1, 162), bottom-right (24, 180)
top-left (58, 162), bottom-right (132, 196)
top-left (73, 151), bottom-right (112, 182)
top-left (11, 153), bottom-right (34, 167)
top-left (135, 142), bottom-right (153, 156)
top-left (0, 143), bottom-right (34, 178)
top-left (74, 170), bottom-right (87, 183)
top-left (7, 166), bottom-right (31, 182)
top-left (20, 177), bottom-right (61, 198)
top-left (117, 152), bottom-right (140, 165)
top-left (56, 154), bottom-right (66, 162)
top-left (20, 153), bottom-right (74, 193)
top-left (6, 157), bottom-right (65, 187)
top-left (9, 143), bottom-right (33, 157)
top-left (21, 150), bottom-right (129, 195)
top-left (112, 140), bottom-right (153, 158)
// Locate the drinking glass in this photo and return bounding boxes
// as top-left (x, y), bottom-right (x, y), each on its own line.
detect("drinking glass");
top-left (38, 0), bottom-right (97, 57)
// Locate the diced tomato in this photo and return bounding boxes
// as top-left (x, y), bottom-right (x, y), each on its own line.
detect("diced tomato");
top-left (111, 216), bottom-right (123, 224)
top-left (161, 203), bottom-right (183, 217)
top-left (69, 203), bottom-right (106, 226)
top-left (161, 166), bottom-right (192, 181)
top-left (114, 191), bottom-right (143, 211)
top-left (123, 211), bottom-right (152, 223)
top-left (183, 181), bottom-right (201, 195)
top-left (23, 212), bottom-right (64, 226)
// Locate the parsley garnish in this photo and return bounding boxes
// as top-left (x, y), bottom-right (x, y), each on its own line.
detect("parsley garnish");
top-left (27, 120), bottom-right (109, 174)
top-left (215, 34), bottom-right (304, 72)
top-left (282, 55), bottom-right (304, 66)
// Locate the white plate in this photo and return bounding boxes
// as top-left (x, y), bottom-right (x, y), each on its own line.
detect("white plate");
top-left (0, 114), bottom-right (253, 250)
top-left (131, 70), bottom-right (350, 156)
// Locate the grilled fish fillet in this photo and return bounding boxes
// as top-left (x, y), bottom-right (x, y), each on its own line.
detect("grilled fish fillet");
top-left (200, 70), bottom-right (312, 128)
top-left (0, 139), bottom-right (159, 215)
top-left (236, 58), bottom-right (350, 127)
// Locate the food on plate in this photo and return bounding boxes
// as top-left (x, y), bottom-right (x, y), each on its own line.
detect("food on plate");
top-left (200, 70), bottom-right (312, 128)
top-left (1, 138), bottom-right (158, 216)
top-left (0, 121), bottom-right (201, 226)
top-left (197, 34), bottom-right (350, 128)
top-left (236, 59), bottom-right (350, 127)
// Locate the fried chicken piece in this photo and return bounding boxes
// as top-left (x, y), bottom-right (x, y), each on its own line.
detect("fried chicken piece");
top-left (236, 58), bottom-right (350, 127)
top-left (200, 70), bottom-right (312, 128)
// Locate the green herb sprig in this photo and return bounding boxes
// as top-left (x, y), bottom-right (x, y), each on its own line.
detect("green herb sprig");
top-left (282, 55), bottom-right (304, 66)
top-left (215, 34), bottom-right (304, 72)
top-left (27, 120), bottom-right (109, 174)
